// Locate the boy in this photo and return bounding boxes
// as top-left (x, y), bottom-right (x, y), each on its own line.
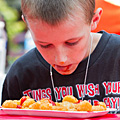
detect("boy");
top-left (2, 0), bottom-right (120, 111)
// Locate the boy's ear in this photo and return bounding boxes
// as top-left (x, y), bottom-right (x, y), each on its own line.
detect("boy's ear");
top-left (91, 8), bottom-right (103, 31)
top-left (21, 15), bottom-right (26, 23)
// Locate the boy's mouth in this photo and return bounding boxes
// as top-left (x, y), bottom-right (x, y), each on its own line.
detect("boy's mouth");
top-left (53, 64), bottom-right (72, 72)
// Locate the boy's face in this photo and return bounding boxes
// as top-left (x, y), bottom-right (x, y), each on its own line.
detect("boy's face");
top-left (26, 12), bottom-right (92, 75)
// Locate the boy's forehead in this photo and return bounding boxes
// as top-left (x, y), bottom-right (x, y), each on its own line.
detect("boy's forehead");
top-left (27, 14), bottom-right (88, 42)
top-left (27, 8), bottom-right (86, 30)
top-left (27, 16), bottom-right (85, 33)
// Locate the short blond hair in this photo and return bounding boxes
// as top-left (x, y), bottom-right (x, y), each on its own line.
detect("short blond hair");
top-left (21, 0), bottom-right (95, 25)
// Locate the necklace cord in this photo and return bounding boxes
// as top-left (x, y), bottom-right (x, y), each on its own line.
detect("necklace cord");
top-left (82, 34), bottom-right (93, 100)
top-left (50, 65), bottom-right (57, 102)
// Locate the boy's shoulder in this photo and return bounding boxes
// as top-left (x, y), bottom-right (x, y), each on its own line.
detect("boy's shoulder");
top-left (10, 48), bottom-right (47, 70)
top-left (7, 48), bottom-right (49, 78)
top-left (99, 31), bottom-right (120, 44)
top-left (14, 48), bottom-right (38, 65)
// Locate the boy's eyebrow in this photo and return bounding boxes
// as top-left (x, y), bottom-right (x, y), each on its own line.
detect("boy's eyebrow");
top-left (36, 37), bottom-right (82, 43)
top-left (66, 37), bottom-right (82, 41)
top-left (37, 41), bottom-right (48, 43)
top-left (66, 36), bottom-right (83, 42)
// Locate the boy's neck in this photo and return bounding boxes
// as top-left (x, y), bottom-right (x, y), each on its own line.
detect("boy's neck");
top-left (91, 32), bottom-right (102, 54)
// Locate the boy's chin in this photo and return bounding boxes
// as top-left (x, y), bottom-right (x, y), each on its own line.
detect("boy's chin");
top-left (53, 64), bottom-right (78, 75)
top-left (56, 69), bottom-right (75, 75)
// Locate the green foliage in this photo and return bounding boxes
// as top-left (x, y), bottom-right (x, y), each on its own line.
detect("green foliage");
top-left (0, 0), bottom-right (26, 67)
top-left (0, 0), bottom-right (19, 21)
top-left (7, 21), bottom-right (26, 41)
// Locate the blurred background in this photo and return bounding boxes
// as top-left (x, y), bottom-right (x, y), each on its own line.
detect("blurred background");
top-left (0, 0), bottom-right (35, 75)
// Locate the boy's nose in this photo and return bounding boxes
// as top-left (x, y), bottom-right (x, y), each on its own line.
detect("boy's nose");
top-left (55, 54), bottom-right (67, 65)
top-left (55, 47), bottom-right (67, 65)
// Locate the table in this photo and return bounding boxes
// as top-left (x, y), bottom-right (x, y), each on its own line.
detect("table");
top-left (0, 110), bottom-right (120, 120)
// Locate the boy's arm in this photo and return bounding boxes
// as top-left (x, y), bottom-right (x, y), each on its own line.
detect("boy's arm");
top-left (1, 78), bottom-right (9, 105)
top-left (1, 61), bottom-right (23, 105)
top-left (1, 74), bottom-right (22, 105)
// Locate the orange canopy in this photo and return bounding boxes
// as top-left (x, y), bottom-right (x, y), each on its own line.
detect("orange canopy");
top-left (93, 0), bottom-right (120, 35)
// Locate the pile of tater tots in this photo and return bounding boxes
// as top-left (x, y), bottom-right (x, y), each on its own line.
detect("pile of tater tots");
top-left (2, 95), bottom-right (107, 112)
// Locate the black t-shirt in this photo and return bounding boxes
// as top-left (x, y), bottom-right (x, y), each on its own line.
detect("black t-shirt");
top-left (2, 31), bottom-right (120, 111)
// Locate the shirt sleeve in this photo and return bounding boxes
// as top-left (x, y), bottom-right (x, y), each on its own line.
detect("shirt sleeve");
top-left (1, 60), bottom-right (23, 104)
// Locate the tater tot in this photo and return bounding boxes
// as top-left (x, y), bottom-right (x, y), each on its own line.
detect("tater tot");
top-left (53, 101), bottom-right (76, 111)
top-left (40, 98), bottom-right (50, 103)
top-left (13, 100), bottom-right (20, 105)
top-left (99, 102), bottom-right (107, 110)
top-left (2, 100), bottom-right (17, 108)
top-left (55, 102), bottom-right (62, 106)
top-left (92, 106), bottom-right (105, 111)
top-left (62, 95), bottom-right (78, 103)
top-left (76, 100), bottom-right (92, 111)
top-left (29, 101), bottom-right (41, 109)
top-left (61, 101), bottom-right (76, 111)
top-left (22, 98), bottom-right (35, 108)
top-left (39, 103), bottom-right (53, 110)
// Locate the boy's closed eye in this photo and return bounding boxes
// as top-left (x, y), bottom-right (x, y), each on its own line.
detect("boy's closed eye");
top-left (65, 39), bottom-right (80, 46)
top-left (40, 44), bottom-right (52, 48)
top-left (39, 40), bottom-right (80, 48)
top-left (36, 37), bottom-right (81, 49)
